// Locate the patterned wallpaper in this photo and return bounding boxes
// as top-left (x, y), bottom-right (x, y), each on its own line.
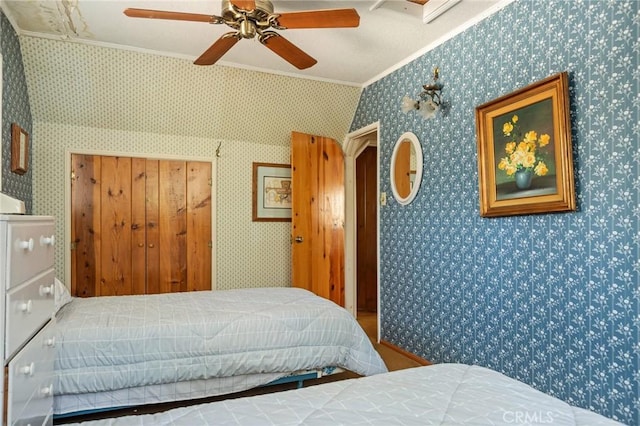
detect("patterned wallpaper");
top-left (351, 0), bottom-right (638, 424)
top-left (1, 12), bottom-right (32, 212)
top-left (32, 122), bottom-right (291, 292)
top-left (18, 36), bottom-right (361, 291)
top-left (20, 36), bottom-right (361, 147)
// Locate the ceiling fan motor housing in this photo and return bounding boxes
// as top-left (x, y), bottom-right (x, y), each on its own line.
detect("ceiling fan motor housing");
top-left (222, 0), bottom-right (275, 38)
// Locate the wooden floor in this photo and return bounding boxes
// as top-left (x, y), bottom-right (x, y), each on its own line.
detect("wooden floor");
top-left (55, 311), bottom-right (422, 424)
top-left (356, 311), bottom-right (424, 371)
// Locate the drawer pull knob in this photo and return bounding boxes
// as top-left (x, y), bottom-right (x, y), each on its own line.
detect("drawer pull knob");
top-left (40, 283), bottom-right (55, 296)
top-left (40, 234), bottom-right (55, 247)
top-left (16, 237), bottom-right (34, 252)
top-left (44, 337), bottom-right (56, 347)
top-left (20, 362), bottom-right (35, 376)
top-left (18, 300), bottom-right (33, 314)
top-left (41, 385), bottom-right (53, 397)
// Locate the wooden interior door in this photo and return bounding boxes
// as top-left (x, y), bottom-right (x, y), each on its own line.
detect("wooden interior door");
top-left (291, 131), bottom-right (345, 306)
top-left (71, 154), bottom-right (212, 296)
top-left (356, 146), bottom-right (377, 312)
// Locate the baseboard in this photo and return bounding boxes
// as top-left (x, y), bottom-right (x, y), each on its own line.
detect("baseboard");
top-left (379, 340), bottom-right (431, 366)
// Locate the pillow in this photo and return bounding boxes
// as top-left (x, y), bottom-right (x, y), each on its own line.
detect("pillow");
top-left (54, 277), bottom-right (73, 314)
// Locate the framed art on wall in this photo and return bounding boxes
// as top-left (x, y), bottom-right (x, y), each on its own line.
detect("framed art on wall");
top-left (475, 72), bottom-right (575, 217)
top-left (252, 162), bottom-right (292, 222)
top-left (10, 123), bottom-right (29, 175)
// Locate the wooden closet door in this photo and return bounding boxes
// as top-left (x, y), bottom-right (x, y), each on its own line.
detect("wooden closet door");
top-left (132, 157), bottom-right (151, 295)
top-left (186, 161), bottom-right (212, 292)
top-left (70, 154), bottom-right (102, 297)
top-left (158, 160), bottom-right (187, 293)
top-left (71, 154), bottom-right (212, 296)
top-left (100, 156), bottom-right (133, 295)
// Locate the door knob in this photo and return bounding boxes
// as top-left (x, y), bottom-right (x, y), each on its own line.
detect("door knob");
top-left (294, 236), bottom-right (304, 243)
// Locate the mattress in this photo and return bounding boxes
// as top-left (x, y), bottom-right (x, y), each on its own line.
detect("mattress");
top-left (54, 287), bottom-right (386, 414)
top-left (64, 363), bottom-right (622, 425)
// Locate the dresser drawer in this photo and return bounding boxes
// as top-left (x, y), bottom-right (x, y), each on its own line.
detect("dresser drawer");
top-left (5, 221), bottom-right (55, 289)
top-left (7, 321), bottom-right (55, 426)
top-left (12, 409), bottom-right (53, 426)
top-left (5, 269), bottom-right (56, 359)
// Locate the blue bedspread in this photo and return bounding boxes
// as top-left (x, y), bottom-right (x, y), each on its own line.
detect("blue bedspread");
top-left (64, 364), bottom-right (622, 426)
top-left (54, 288), bottom-right (387, 396)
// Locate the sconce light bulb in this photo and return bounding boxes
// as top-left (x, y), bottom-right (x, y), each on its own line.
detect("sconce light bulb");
top-left (401, 95), bottom-right (418, 113)
top-left (418, 99), bottom-right (438, 119)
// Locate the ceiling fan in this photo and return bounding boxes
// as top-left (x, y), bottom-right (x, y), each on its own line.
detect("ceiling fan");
top-left (124, 0), bottom-right (360, 70)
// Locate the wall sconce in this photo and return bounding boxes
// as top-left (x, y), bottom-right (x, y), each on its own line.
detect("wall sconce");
top-left (401, 67), bottom-right (444, 120)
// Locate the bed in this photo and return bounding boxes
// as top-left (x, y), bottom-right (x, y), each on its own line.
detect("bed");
top-left (62, 363), bottom-right (621, 425)
top-left (52, 285), bottom-right (387, 417)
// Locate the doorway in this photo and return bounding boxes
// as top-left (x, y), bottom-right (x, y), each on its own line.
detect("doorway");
top-left (356, 146), bottom-right (377, 313)
top-left (344, 122), bottom-right (380, 341)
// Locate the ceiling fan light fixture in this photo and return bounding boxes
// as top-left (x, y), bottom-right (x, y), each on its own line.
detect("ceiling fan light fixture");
top-left (239, 18), bottom-right (257, 38)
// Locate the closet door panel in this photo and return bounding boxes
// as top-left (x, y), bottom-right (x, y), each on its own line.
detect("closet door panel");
top-left (99, 156), bottom-right (133, 296)
top-left (158, 161), bottom-right (187, 293)
top-left (145, 160), bottom-right (161, 294)
top-left (131, 158), bottom-right (147, 295)
top-left (71, 155), bottom-right (212, 296)
top-left (187, 161), bottom-right (212, 292)
top-left (71, 154), bottom-right (102, 298)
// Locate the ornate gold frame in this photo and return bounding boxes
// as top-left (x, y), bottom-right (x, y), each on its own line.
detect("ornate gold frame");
top-left (475, 72), bottom-right (575, 217)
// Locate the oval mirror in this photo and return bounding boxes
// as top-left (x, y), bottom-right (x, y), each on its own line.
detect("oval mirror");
top-left (390, 132), bottom-right (423, 205)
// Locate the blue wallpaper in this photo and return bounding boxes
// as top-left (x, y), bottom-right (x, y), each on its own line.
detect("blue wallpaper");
top-left (1, 12), bottom-right (33, 212)
top-left (350, 0), bottom-right (638, 424)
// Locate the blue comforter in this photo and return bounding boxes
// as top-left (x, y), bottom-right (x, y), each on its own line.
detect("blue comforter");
top-left (54, 287), bottom-right (387, 395)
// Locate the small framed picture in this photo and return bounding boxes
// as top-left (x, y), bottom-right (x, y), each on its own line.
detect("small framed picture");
top-left (252, 162), bottom-right (292, 222)
top-left (475, 72), bottom-right (575, 217)
top-left (11, 123), bottom-right (29, 175)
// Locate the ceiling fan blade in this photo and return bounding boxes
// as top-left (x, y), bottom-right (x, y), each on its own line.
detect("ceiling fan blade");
top-left (124, 8), bottom-right (217, 23)
top-left (275, 9), bottom-right (360, 29)
top-left (230, 0), bottom-right (256, 11)
top-left (261, 33), bottom-right (317, 70)
top-left (194, 33), bottom-right (240, 66)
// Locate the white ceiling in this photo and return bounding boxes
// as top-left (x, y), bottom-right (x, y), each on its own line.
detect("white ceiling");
top-left (2, 0), bottom-right (505, 86)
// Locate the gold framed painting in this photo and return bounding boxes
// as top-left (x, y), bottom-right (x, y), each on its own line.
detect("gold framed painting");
top-left (475, 72), bottom-right (575, 217)
top-left (11, 123), bottom-right (29, 175)
top-left (252, 162), bottom-right (292, 222)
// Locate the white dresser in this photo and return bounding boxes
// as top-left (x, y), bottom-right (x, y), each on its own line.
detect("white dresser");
top-left (1, 215), bottom-right (56, 426)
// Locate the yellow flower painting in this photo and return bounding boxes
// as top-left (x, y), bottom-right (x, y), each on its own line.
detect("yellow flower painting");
top-left (475, 72), bottom-right (575, 217)
top-left (497, 114), bottom-right (551, 178)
